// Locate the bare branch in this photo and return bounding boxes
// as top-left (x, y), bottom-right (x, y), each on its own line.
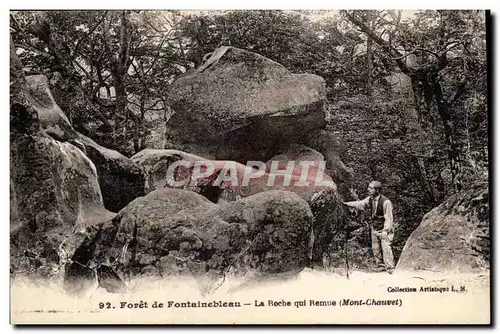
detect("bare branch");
top-left (162, 13), bottom-right (173, 27)
top-left (145, 98), bottom-right (164, 111)
top-left (143, 35), bottom-right (168, 75)
top-left (72, 59), bottom-right (93, 79)
top-left (10, 13), bottom-right (25, 33)
top-left (72, 11), bottom-right (108, 57)
top-left (102, 14), bottom-right (112, 59)
top-left (96, 63), bottom-right (110, 87)
top-left (130, 61), bottom-right (164, 99)
top-left (14, 42), bottom-right (49, 56)
top-left (390, 47), bottom-right (441, 61)
top-left (128, 99), bottom-right (164, 112)
top-left (342, 10), bottom-right (411, 74)
top-left (437, 41), bottom-right (462, 54)
top-left (378, 28), bottom-right (388, 39)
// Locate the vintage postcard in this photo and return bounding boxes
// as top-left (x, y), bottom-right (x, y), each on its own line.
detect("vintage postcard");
top-left (9, 9), bottom-right (490, 325)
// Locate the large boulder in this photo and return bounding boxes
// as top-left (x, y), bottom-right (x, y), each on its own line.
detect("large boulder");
top-left (10, 134), bottom-right (115, 278)
top-left (73, 133), bottom-right (146, 212)
top-left (72, 188), bottom-right (313, 294)
top-left (22, 73), bottom-right (146, 213)
top-left (24, 74), bottom-right (77, 141)
top-left (397, 183), bottom-right (489, 273)
top-left (165, 46), bottom-right (351, 203)
top-left (166, 46), bottom-right (327, 161)
top-left (262, 144), bottom-right (355, 269)
top-left (22, 74), bottom-right (145, 213)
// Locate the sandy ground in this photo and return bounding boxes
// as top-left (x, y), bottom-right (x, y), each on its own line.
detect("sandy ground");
top-left (10, 268), bottom-right (490, 325)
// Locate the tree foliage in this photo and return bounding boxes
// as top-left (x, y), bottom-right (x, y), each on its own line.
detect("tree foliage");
top-left (342, 10), bottom-right (487, 195)
top-left (11, 10), bottom-right (189, 155)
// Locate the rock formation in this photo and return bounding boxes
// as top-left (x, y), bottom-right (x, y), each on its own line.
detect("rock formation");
top-left (71, 188), bottom-right (313, 295)
top-left (24, 73), bottom-right (146, 213)
top-left (397, 183), bottom-right (489, 273)
top-left (165, 46), bottom-right (354, 199)
top-left (131, 148), bottom-right (336, 203)
top-left (166, 46), bottom-right (327, 162)
top-left (73, 133), bottom-right (146, 212)
top-left (10, 41), bottom-right (114, 280)
top-left (9, 41), bottom-right (369, 293)
top-left (24, 74), bottom-right (78, 141)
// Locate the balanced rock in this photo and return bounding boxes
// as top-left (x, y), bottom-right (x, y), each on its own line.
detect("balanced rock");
top-left (166, 46), bottom-right (327, 162)
top-left (131, 148), bottom-right (336, 204)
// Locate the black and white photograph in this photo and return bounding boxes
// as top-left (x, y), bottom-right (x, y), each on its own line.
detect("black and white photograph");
top-left (8, 8), bottom-right (490, 324)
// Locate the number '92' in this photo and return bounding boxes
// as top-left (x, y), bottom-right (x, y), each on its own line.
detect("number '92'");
top-left (99, 302), bottom-right (112, 309)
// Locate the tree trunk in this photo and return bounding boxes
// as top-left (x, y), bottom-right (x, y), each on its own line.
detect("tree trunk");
top-left (366, 11), bottom-right (376, 96)
top-left (428, 72), bottom-right (475, 192)
top-left (110, 11), bottom-right (131, 147)
top-left (344, 10), bottom-right (478, 194)
top-left (366, 36), bottom-right (373, 96)
top-left (410, 69), bottom-right (474, 193)
top-left (407, 75), bottom-right (442, 202)
top-left (113, 75), bottom-right (127, 145)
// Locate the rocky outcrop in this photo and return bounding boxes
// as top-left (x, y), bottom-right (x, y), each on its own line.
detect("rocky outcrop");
top-left (17, 74), bottom-right (144, 213)
top-left (73, 133), bottom-right (146, 212)
top-left (25, 74), bottom-right (77, 141)
top-left (14, 73), bottom-right (145, 213)
top-left (10, 134), bottom-right (115, 278)
top-left (397, 183), bottom-right (489, 273)
top-left (261, 144), bottom-right (354, 269)
top-left (10, 40), bottom-right (351, 289)
top-left (166, 46), bottom-right (327, 161)
top-left (129, 147), bottom-right (341, 270)
top-left (69, 188), bottom-right (313, 294)
top-left (10, 40), bottom-right (115, 280)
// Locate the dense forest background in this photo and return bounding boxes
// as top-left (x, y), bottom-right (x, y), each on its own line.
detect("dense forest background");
top-left (10, 10), bottom-right (488, 261)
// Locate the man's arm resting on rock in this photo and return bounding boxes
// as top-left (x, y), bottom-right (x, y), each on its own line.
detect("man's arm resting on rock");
top-left (342, 197), bottom-right (369, 211)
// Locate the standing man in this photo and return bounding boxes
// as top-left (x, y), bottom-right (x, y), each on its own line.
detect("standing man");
top-left (342, 181), bottom-right (395, 274)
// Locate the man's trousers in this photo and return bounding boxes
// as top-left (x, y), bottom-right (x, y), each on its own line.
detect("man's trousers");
top-left (370, 226), bottom-right (395, 271)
